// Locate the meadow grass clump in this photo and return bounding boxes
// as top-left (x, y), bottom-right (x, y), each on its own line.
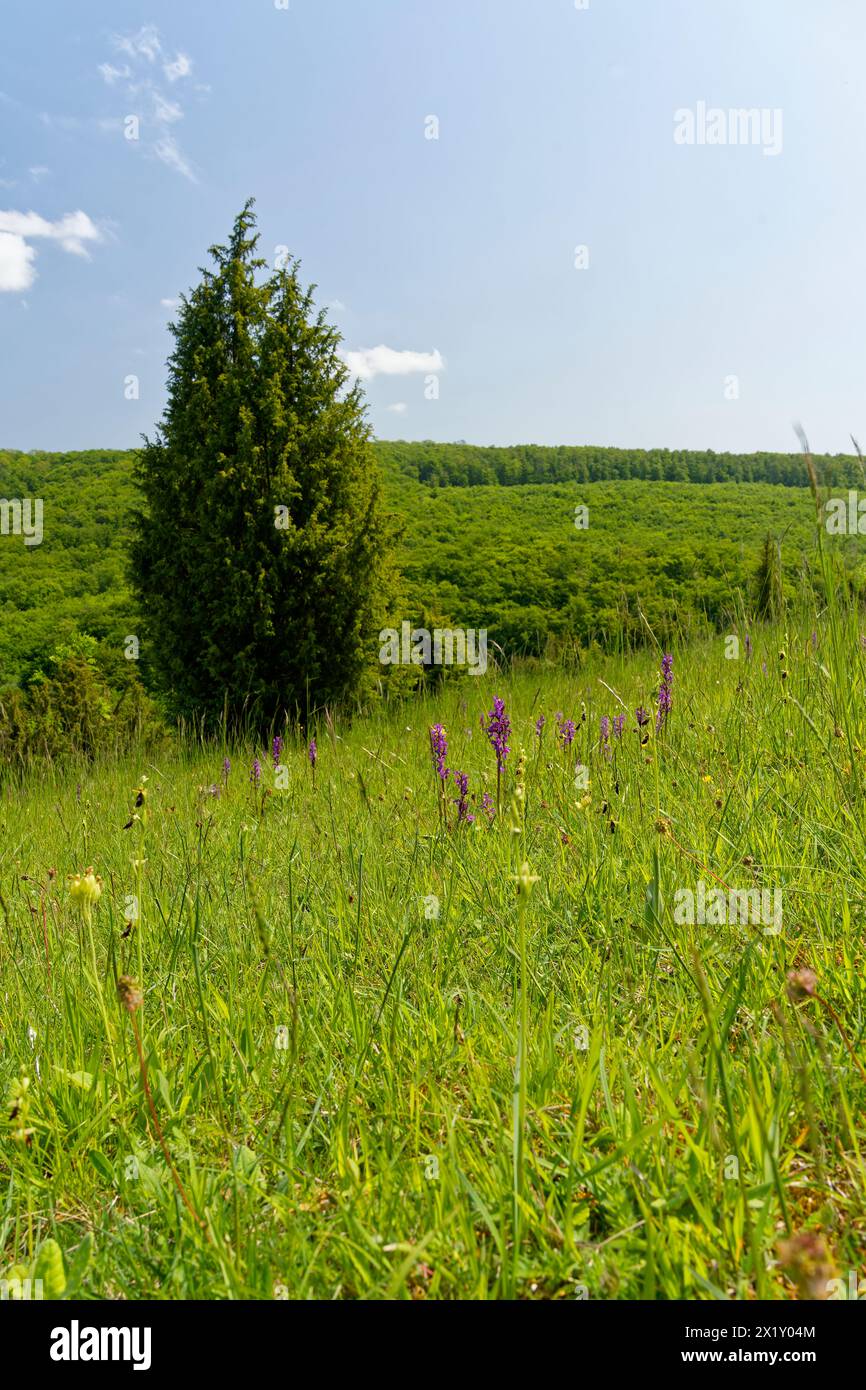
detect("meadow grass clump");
top-left (1, 602), bottom-right (865, 1299)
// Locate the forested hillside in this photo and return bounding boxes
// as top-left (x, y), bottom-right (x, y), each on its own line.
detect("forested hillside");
top-left (2, 443), bottom-right (864, 688)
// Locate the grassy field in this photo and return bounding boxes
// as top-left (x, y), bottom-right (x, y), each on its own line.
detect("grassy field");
top-left (2, 593), bottom-right (865, 1300)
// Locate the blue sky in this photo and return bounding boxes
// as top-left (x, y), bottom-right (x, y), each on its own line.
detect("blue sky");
top-left (1, 0), bottom-right (864, 454)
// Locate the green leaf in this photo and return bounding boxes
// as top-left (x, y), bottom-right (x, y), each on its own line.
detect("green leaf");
top-left (34, 1239), bottom-right (66, 1300)
top-left (88, 1150), bottom-right (114, 1182)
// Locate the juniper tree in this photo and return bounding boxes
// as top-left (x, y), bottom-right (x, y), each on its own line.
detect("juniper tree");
top-left (130, 201), bottom-right (391, 727)
top-left (754, 532), bottom-right (784, 619)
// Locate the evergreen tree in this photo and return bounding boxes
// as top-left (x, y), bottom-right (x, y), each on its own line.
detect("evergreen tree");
top-left (754, 532), bottom-right (784, 618)
top-left (129, 201), bottom-right (391, 726)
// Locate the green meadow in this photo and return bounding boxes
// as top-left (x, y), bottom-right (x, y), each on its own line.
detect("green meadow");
top-left (3, 594), bottom-right (865, 1299)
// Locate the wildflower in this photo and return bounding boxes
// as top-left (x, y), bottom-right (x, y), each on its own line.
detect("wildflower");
top-left (777, 1232), bottom-right (835, 1301)
top-left (786, 967), bottom-right (818, 1003)
top-left (484, 697), bottom-right (511, 772)
top-left (308, 738), bottom-right (317, 769)
top-left (636, 706), bottom-right (650, 728)
top-left (556, 713), bottom-right (575, 749)
top-left (8, 1071), bottom-right (33, 1144)
top-left (429, 724), bottom-right (448, 780)
top-left (67, 868), bottom-right (103, 913)
top-left (535, 714), bottom-right (545, 738)
top-left (222, 757), bottom-right (231, 784)
top-left (481, 792), bottom-right (495, 823)
top-left (510, 747), bottom-right (527, 832)
top-left (451, 769), bottom-right (474, 824)
top-left (117, 975), bottom-right (144, 1013)
top-left (656, 653), bottom-right (673, 730)
top-left (744, 632), bottom-right (752, 660)
top-left (511, 861), bottom-right (539, 899)
top-left (612, 713), bottom-right (625, 740)
top-left (272, 735), bottom-right (283, 765)
top-left (251, 758), bottom-right (262, 788)
top-left (600, 715), bottom-right (611, 759)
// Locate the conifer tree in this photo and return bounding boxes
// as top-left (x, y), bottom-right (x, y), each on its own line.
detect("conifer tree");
top-left (754, 532), bottom-right (784, 619)
top-left (130, 201), bottom-right (390, 726)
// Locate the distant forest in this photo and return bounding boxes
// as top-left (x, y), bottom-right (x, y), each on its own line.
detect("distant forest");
top-left (377, 440), bottom-right (864, 489)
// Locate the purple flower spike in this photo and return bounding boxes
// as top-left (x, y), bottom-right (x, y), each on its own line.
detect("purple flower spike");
top-left (556, 713), bottom-right (575, 749)
top-left (656, 653), bottom-right (673, 729)
top-left (451, 769), bottom-right (474, 823)
top-left (483, 698), bottom-right (511, 773)
top-left (429, 724), bottom-right (448, 780)
top-left (600, 714), bottom-right (611, 758)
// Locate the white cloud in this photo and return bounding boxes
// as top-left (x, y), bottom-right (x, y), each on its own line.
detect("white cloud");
top-left (385, 402), bottom-right (408, 414)
top-left (342, 345), bottom-right (444, 381)
top-left (29, 166), bottom-right (50, 182)
top-left (0, 210), bottom-right (102, 290)
top-left (101, 28), bottom-right (198, 180)
top-left (152, 91), bottom-right (183, 124)
top-left (0, 210), bottom-right (102, 257)
top-left (153, 135), bottom-right (195, 181)
top-left (0, 232), bottom-right (36, 291)
top-left (160, 296), bottom-right (180, 308)
top-left (113, 26), bottom-right (162, 63)
top-left (163, 53), bottom-right (192, 83)
top-left (98, 62), bottom-right (131, 85)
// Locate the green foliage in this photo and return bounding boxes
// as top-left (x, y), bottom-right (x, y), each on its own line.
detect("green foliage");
top-left (0, 448), bottom-right (141, 689)
top-left (128, 201), bottom-right (392, 728)
top-left (0, 639), bottom-right (161, 768)
top-left (385, 475), bottom-right (866, 660)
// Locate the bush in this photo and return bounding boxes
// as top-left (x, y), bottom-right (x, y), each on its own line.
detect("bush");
top-left (0, 635), bottom-right (162, 767)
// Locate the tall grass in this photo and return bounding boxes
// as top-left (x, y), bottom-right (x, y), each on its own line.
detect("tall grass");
top-left (1, 594), bottom-right (865, 1299)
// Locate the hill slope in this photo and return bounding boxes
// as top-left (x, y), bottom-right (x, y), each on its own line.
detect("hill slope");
top-left (1, 443), bottom-right (863, 686)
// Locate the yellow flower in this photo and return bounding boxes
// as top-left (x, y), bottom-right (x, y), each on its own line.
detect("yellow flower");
top-left (67, 867), bottom-right (103, 912)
